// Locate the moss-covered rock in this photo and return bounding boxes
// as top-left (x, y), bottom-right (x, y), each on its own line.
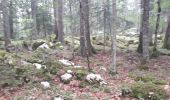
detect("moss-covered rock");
top-left (130, 82), bottom-right (169, 100)
top-left (32, 41), bottom-right (45, 50)
top-left (75, 69), bottom-right (88, 80)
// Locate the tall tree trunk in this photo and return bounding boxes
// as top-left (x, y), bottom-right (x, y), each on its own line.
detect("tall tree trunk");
top-left (142, 0), bottom-right (150, 61)
top-left (103, 4), bottom-right (107, 52)
top-left (53, 0), bottom-right (58, 41)
top-left (80, 0), bottom-right (95, 57)
top-left (163, 16), bottom-right (170, 50)
top-left (9, 0), bottom-right (14, 39)
top-left (111, 0), bottom-right (117, 73)
top-left (153, 0), bottom-right (161, 51)
top-left (57, 0), bottom-right (64, 43)
top-left (2, 0), bottom-right (11, 51)
top-left (137, 0), bottom-right (143, 53)
top-left (31, 0), bottom-right (38, 39)
top-left (69, 0), bottom-right (75, 59)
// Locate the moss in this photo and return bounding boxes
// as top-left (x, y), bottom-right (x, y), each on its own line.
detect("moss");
top-left (121, 85), bottom-right (132, 96)
top-left (32, 41), bottom-right (45, 50)
top-left (0, 50), bottom-right (8, 60)
top-left (129, 73), bottom-right (167, 85)
top-left (130, 82), bottom-right (169, 100)
top-left (75, 69), bottom-right (87, 80)
top-left (79, 81), bottom-right (89, 88)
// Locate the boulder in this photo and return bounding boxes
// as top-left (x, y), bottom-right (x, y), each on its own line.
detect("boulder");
top-left (32, 41), bottom-right (45, 50)
top-left (40, 81), bottom-right (50, 88)
top-left (60, 73), bottom-right (73, 84)
top-left (54, 96), bottom-right (63, 100)
top-left (33, 63), bottom-right (42, 69)
top-left (86, 73), bottom-right (107, 85)
top-left (59, 59), bottom-right (74, 66)
top-left (38, 43), bottom-right (50, 49)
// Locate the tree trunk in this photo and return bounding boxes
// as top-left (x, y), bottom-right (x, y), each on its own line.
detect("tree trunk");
top-left (53, 0), bottom-right (58, 41)
top-left (2, 0), bottom-right (11, 51)
top-left (137, 0), bottom-right (143, 53)
top-left (163, 16), bottom-right (170, 50)
top-left (57, 0), bottom-right (64, 43)
top-left (9, 0), bottom-right (14, 39)
top-left (80, 0), bottom-right (94, 57)
top-left (153, 0), bottom-right (161, 51)
top-left (142, 0), bottom-right (150, 61)
top-left (31, 0), bottom-right (38, 39)
top-left (111, 0), bottom-right (117, 73)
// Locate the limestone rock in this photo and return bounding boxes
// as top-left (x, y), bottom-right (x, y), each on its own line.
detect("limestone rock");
top-left (86, 73), bottom-right (107, 85)
top-left (59, 59), bottom-right (74, 66)
top-left (60, 73), bottom-right (73, 84)
top-left (41, 81), bottom-right (50, 88)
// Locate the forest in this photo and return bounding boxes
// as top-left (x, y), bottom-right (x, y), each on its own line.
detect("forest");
top-left (0, 0), bottom-right (170, 99)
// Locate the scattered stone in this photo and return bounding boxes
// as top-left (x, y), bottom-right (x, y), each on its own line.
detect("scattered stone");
top-left (33, 63), bottom-right (42, 69)
top-left (74, 65), bottom-right (83, 68)
top-left (20, 60), bottom-right (32, 66)
top-left (41, 81), bottom-right (50, 88)
top-left (59, 59), bottom-right (74, 66)
top-left (67, 70), bottom-right (74, 74)
top-left (60, 73), bottom-right (73, 84)
top-left (59, 46), bottom-right (64, 49)
top-left (54, 96), bottom-right (63, 100)
top-left (38, 43), bottom-right (49, 49)
top-left (86, 73), bottom-right (107, 85)
top-left (100, 67), bottom-right (107, 71)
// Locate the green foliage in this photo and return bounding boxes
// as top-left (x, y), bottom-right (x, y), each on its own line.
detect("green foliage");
top-left (75, 69), bottom-right (87, 80)
top-left (130, 82), bottom-right (169, 100)
top-left (129, 73), bottom-right (167, 85)
top-left (121, 84), bottom-right (132, 96)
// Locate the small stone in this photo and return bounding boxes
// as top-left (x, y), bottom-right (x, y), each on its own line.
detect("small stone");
top-left (74, 66), bottom-right (83, 68)
top-left (67, 70), bottom-right (74, 74)
top-left (86, 73), bottom-right (107, 85)
top-left (38, 43), bottom-right (49, 49)
top-left (59, 59), bottom-right (74, 66)
top-left (61, 73), bottom-right (73, 83)
top-left (41, 81), bottom-right (50, 88)
top-left (33, 63), bottom-right (42, 69)
top-left (54, 96), bottom-right (63, 100)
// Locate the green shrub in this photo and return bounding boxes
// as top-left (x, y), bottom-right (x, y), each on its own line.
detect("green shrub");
top-left (130, 82), bottom-right (169, 100)
top-left (121, 85), bottom-right (132, 96)
top-left (129, 73), bottom-right (167, 85)
top-left (75, 69), bottom-right (87, 80)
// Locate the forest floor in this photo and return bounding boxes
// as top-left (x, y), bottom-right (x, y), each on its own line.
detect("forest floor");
top-left (0, 47), bottom-right (170, 100)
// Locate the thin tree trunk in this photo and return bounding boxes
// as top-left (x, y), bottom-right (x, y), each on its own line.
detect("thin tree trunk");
top-left (57, 0), bottom-right (64, 43)
top-left (111, 0), bottom-right (117, 73)
top-left (163, 16), bottom-right (170, 50)
top-left (142, 0), bottom-right (150, 61)
top-left (2, 0), bottom-right (11, 51)
top-left (153, 0), bottom-right (161, 51)
top-left (31, 0), bottom-right (38, 39)
top-left (9, 0), bottom-right (14, 39)
top-left (53, 0), bottom-right (58, 41)
top-left (137, 0), bottom-right (143, 53)
top-left (69, 0), bottom-right (75, 59)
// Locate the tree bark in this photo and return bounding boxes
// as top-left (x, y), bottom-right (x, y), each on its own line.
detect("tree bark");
top-left (2, 0), bottom-right (11, 51)
top-left (142, 0), bottom-right (150, 61)
top-left (31, 0), bottom-right (38, 39)
top-left (111, 0), bottom-right (117, 73)
top-left (9, 0), bottom-right (14, 39)
top-left (153, 0), bottom-right (161, 51)
top-left (80, 0), bottom-right (94, 57)
top-left (53, 0), bottom-right (58, 41)
top-left (163, 16), bottom-right (170, 50)
top-left (57, 0), bottom-right (64, 43)
top-left (137, 0), bottom-right (143, 53)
